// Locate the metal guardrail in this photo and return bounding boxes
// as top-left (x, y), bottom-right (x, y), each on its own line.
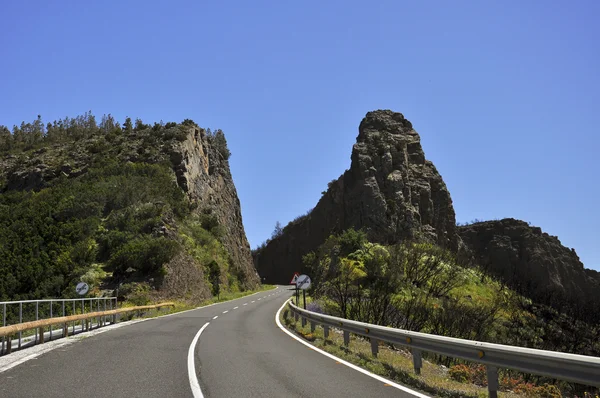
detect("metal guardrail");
top-left (1, 297), bottom-right (117, 355)
top-left (287, 300), bottom-right (600, 397)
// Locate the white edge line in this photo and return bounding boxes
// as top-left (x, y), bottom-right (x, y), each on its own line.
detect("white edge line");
top-left (275, 300), bottom-right (430, 398)
top-left (223, 310), bottom-right (228, 314)
top-left (188, 322), bottom-right (210, 398)
top-left (212, 316), bottom-right (218, 320)
top-left (243, 303), bottom-right (248, 306)
top-left (233, 307), bottom-right (239, 310)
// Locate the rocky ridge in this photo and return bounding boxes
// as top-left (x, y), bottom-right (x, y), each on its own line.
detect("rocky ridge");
top-left (458, 218), bottom-right (600, 320)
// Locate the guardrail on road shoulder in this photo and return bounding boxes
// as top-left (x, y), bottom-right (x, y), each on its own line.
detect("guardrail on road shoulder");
top-left (0, 302), bottom-right (175, 355)
top-left (287, 300), bottom-right (600, 397)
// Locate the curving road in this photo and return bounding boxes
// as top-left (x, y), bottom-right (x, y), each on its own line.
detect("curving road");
top-left (0, 286), bottom-right (422, 397)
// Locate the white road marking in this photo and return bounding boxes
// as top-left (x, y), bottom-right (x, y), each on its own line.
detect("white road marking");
top-left (212, 316), bottom-right (218, 320)
top-left (251, 301), bottom-right (255, 303)
top-left (275, 301), bottom-right (429, 398)
top-left (188, 322), bottom-right (210, 398)
top-left (243, 303), bottom-right (248, 306)
top-left (258, 298), bottom-right (261, 301)
top-left (233, 306), bottom-right (239, 310)
top-left (223, 310), bottom-right (228, 314)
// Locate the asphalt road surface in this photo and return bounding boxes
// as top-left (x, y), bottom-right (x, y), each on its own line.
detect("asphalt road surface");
top-left (0, 286), bottom-right (421, 397)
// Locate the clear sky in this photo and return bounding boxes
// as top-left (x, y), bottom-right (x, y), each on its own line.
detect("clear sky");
top-left (1, 1), bottom-right (598, 270)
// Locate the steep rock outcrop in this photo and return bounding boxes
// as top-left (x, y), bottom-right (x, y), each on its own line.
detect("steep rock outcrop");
top-left (458, 218), bottom-right (600, 318)
top-left (255, 110), bottom-right (459, 283)
top-left (171, 127), bottom-right (259, 287)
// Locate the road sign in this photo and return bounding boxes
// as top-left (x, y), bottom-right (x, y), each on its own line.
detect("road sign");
top-left (289, 272), bottom-right (300, 285)
top-left (296, 274), bottom-right (311, 290)
top-left (76, 282), bottom-right (89, 296)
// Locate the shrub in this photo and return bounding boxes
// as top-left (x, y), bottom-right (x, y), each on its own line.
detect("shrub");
top-left (108, 236), bottom-right (181, 275)
top-left (307, 301), bottom-right (324, 314)
top-left (119, 282), bottom-right (151, 306)
top-left (448, 364), bottom-right (471, 383)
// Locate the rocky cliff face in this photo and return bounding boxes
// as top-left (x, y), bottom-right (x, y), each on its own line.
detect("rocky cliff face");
top-left (171, 127), bottom-right (259, 287)
top-left (254, 110), bottom-right (459, 283)
top-left (458, 218), bottom-right (600, 319)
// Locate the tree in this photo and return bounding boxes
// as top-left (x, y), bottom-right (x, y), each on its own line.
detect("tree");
top-left (135, 118), bottom-right (149, 131)
top-left (271, 221), bottom-right (283, 239)
top-left (208, 261), bottom-right (221, 299)
top-left (100, 114), bottom-right (119, 133)
top-left (123, 117), bottom-right (133, 133)
top-left (0, 125), bottom-right (12, 151)
top-left (213, 129), bottom-right (231, 160)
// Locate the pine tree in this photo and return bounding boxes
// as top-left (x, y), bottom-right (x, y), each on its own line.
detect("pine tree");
top-left (123, 117), bottom-right (133, 133)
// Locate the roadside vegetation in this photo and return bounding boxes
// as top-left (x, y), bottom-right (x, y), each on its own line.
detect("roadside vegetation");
top-left (288, 228), bottom-right (599, 397)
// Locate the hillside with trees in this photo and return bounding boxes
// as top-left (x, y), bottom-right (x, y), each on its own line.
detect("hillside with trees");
top-left (0, 112), bottom-right (258, 304)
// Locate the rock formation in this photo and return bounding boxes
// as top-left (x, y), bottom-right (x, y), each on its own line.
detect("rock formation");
top-left (254, 110), bottom-right (459, 283)
top-left (458, 218), bottom-right (600, 319)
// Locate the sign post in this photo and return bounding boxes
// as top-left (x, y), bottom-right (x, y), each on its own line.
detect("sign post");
top-left (295, 274), bottom-right (311, 309)
top-left (290, 272), bottom-right (300, 305)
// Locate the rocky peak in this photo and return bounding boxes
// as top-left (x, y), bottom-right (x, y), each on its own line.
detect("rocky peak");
top-left (254, 110), bottom-right (459, 283)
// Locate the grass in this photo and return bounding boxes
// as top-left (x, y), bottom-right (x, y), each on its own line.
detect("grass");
top-left (280, 304), bottom-right (524, 398)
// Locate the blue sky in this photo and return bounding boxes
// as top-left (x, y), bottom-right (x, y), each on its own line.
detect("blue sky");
top-left (1, 1), bottom-right (598, 270)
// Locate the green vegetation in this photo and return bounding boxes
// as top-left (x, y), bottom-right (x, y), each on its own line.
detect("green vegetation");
top-left (300, 229), bottom-right (600, 397)
top-left (0, 112), bottom-right (241, 304)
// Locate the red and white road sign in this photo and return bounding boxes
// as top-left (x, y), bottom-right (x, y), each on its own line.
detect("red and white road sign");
top-left (289, 272), bottom-right (300, 284)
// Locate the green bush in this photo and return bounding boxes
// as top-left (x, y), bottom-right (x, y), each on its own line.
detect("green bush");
top-left (119, 282), bottom-right (151, 306)
top-left (108, 236), bottom-right (180, 275)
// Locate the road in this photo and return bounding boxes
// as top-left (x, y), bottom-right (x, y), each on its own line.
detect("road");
top-left (0, 286), bottom-right (420, 397)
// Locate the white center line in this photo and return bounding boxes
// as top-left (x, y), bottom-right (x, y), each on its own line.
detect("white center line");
top-left (243, 303), bottom-right (248, 306)
top-left (258, 298), bottom-right (261, 301)
top-left (233, 306), bottom-right (239, 310)
top-left (251, 301), bottom-right (255, 303)
top-left (223, 310), bottom-right (228, 314)
top-left (212, 316), bottom-right (218, 320)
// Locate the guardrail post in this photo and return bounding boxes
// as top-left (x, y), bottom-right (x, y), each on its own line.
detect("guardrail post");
top-left (35, 302), bottom-right (39, 343)
top-left (293, 312), bottom-right (299, 322)
top-left (370, 338), bottom-right (378, 357)
top-left (411, 349), bottom-right (422, 375)
top-left (301, 316), bottom-right (306, 327)
top-left (49, 301), bottom-right (53, 341)
top-left (323, 325), bottom-right (329, 343)
top-left (2, 303), bottom-right (5, 355)
top-left (310, 321), bottom-right (315, 333)
top-left (109, 300), bottom-right (113, 324)
top-left (6, 337), bottom-right (11, 354)
top-left (343, 330), bottom-right (350, 346)
top-left (486, 366), bottom-right (499, 398)
top-left (38, 327), bottom-right (44, 344)
top-left (18, 302), bottom-right (22, 349)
